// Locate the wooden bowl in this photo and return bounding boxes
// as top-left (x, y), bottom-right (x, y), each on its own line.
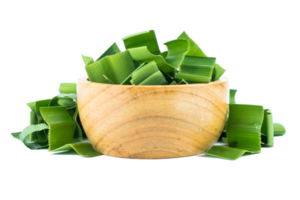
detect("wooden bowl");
top-left (77, 77), bottom-right (229, 159)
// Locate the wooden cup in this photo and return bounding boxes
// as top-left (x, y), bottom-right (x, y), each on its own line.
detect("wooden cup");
top-left (77, 77), bottom-right (229, 159)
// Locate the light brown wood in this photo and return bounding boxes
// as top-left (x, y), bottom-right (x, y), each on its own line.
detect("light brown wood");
top-left (77, 77), bottom-right (229, 159)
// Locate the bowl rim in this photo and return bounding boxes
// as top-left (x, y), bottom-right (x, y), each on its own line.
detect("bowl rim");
top-left (78, 76), bottom-right (228, 88)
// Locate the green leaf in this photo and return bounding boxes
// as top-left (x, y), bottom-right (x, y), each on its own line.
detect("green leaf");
top-left (35, 99), bottom-right (52, 123)
top-left (130, 61), bottom-right (167, 85)
top-left (79, 53), bottom-right (94, 66)
top-left (178, 31), bottom-right (206, 57)
top-left (211, 64), bottom-right (226, 81)
top-left (59, 83), bottom-right (77, 94)
top-left (226, 104), bottom-right (264, 153)
top-left (175, 56), bottom-right (216, 83)
top-left (19, 124), bottom-right (49, 149)
top-left (96, 43), bottom-right (121, 61)
top-left (30, 111), bottom-right (38, 125)
top-left (170, 81), bottom-right (177, 85)
top-left (11, 132), bottom-right (21, 140)
top-left (261, 109), bottom-right (274, 147)
top-left (52, 143), bottom-right (102, 157)
top-left (20, 123), bottom-right (49, 142)
top-left (120, 63), bottom-right (145, 85)
top-left (205, 146), bottom-right (249, 160)
top-left (127, 46), bottom-right (175, 76)
top-left (273, 123), bottom-right (286, 136)
top-left (163, 39), bottom-right (189, 69)
top-left (40, 107), bottom-right (75, 151)
top-left (49, 93), bottom-right (77, 109)
top-left (123, 30), bottom-right (161, 55)
top-left (230, 89), bottom-right (237, 104)
top-left (85, 51), bottom-right (136, 84)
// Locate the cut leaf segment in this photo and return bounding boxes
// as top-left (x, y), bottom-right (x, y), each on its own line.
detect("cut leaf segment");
top-left (205, 146), bottom-right (249, 160)
top-left (59, 83), bottom-right (77, 94)
top-left (40, 106), bottom-right (75, 151)
top-left (52, 143), bottom-right (102, 157)
top-left (131, 61), bottom-right (167, 85)
top-left (211, 64), bottom-right (226, 82)
top-left (177, 31), bottom-right (206, 57)
top-left (226, 104), bottom-right (264, 153)
top-left (261, 109), bottom-right (274, 147)
top-left (123, 30), bottom-right (161, 55)
top-left (230, 89), bottom-right (237, 104)
top-left (273, 123), bottom-right (286, 136)
top-left (81, 55), bottom-right (94, 65)
top-left (175, 56), bottom-right (216, 83)
top-left (96, 43), bottom-right (121, 61)
top-left (85, 51), bottom-right (136, 84)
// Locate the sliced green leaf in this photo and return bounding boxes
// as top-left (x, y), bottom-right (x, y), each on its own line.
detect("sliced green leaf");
top-left (40, 107), bottom-right (75, 151)
top-left (120, 63), bottom-right (145, 85)
top-left (96, 43), bottom-right (121, 61)
top-left (85, 51), bottom-right (136, 84)
top-left (230, 89), bottom-right (237, 104)
top-left (131, 61), bottom-right (167, 85)
top-left (211, 63), bottom-right (226, 81)
top-left (30, 111), bottom-right (37, 125)
top-left (178, 31), bottom-right (206, 57)
top-left (59, 83), bottom-right (77, 94)
top-left (205, 146), bottom-right (249, 160)
top-left (49, 93), bottom-right (77, 109)
top-left (273, 123), bottom-right (286, 136)
top-left (11, 132), bottom-right (21, 140)
top-left (20, 123), bottom-right (49, 142)
top-left (127, 46), bottom-right (175, 76)
top-left (226, 104), bottom-right (264, 153)
top-left (175, 56), bottom-right (216, 83)
top-left (261, 109), bottom-right (274, 147)
top-left (19, 124), bottom-right (49, 149)
top-left (52, 143), bottom-right (102, 157)
top-left (81, 54), bottom-right (94, 65)
top-left (170, 81), bottom-right (177, 85)
top-left (123, 30), bottom-right (161, 55)
top-left (163, 39), bottom-right (189, 69)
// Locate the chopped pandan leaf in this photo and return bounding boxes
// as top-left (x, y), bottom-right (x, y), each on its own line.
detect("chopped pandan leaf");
top-left (127, 46), bottom-right (175, 76)
top-left (226, 104), bottom-right (264, 153)
top-left (205, 146), bottom-right (249, 160)
top-left (176, 30), bottom-right (209, 57)
top-left (120, 63), bottom-right (145, 85)
top-left (52, 143), bottom-right (102, 157)
top-left (85, 51), bottom-right (137, 84)
top-left (81, 54), bottom-right (94, 65)
top-left (123, 30), bottom-right (161, 55)
top-left (229, 88), bottom-right (239, 104)
top-left (27, 99), bottom-right (51, 123)
top-left (59, 83), bottom-right (77, 94)
top-left (273, 122), bottom-right (287, 137)
top-left (261, 109), bottom-right (274, 147)
top-left (49, 93), bottom-right (77, 109)
top-left (130, 61), bottom-right (167, 85)
top-left (18, 124), bottom-right (49, 149)
top-left (96, 43), bottom-right (121, 61)
top-left (40, 106), bottom-right (75, 151)
top-left (211, 64), bottom-right (226, 81)
top-left (169, 81), bottom-right (177, 85)
top-left (175, 56), bottom-right (216, 83)
top-left (163, 39), bottom-right (189, 69)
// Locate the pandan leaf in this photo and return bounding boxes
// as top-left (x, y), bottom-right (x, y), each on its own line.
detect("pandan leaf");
top-left (211, 64), bottom-right (226, 81)
top-left (273, 123), bottom-right (286, 136)
top-left (163, 39), bottom-right (189, 69)
top-left (59, 83), bottom-right (77, 94)
top-left (120, 63), bottom-right (145, 85)
top-left (81, 54), bottom-right (94, 65)
top-left (52, 143), bottom-right (102, 157)
top-left (18, 124), bottom-right (49, 149)
top-left (103, 75), bottom-right (115, 84)
top-left (96, 43), bottom-right (121, 61)
top-left (230, 89), bottom-right (237, 104)
top-left (169, 81), bottom-right (177, 85)
top-left (205, 146), bottom-right (249, 160)
top-left (261, 109), bottom-right (274, 147)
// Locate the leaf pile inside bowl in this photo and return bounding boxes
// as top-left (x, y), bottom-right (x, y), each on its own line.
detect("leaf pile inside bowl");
top-left (82, 30), bottom-right (225, 85)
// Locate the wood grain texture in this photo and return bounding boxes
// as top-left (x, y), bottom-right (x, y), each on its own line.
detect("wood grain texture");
top-left (77, 77), bottom-right (229, 159)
